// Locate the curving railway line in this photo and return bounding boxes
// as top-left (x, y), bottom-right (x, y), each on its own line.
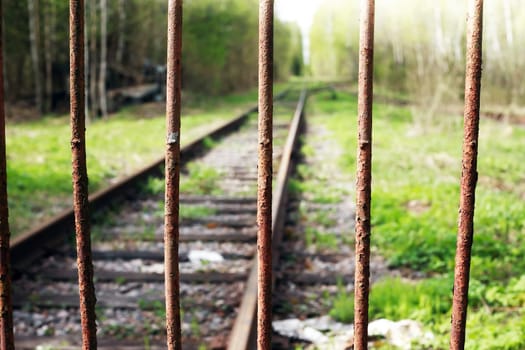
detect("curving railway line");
top-left (10, 89), bottom-right (307, 350)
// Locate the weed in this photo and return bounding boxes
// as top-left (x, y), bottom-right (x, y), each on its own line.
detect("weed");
top-left (190, 315), bottom-right (201, 337)
top-left (180, 163), bottom-right (223, 195)
top-left (312, 210), bottom-right (336, 227)
top-left (202, 136), bottom-right (217, 150)
top-left (115, 276), bottom-right (127, 285)
top-left (180, 205), bottom-right (216, 219)
top-left (315, 232), bottom-right (338, 249)
top-left (329, 280), bottom-right (354, 323)
top-left (144, 177), bottom-right (164, 195)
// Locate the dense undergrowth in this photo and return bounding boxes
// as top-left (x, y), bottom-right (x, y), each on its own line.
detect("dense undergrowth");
top-left (310, 89), bottom-right (525, 349)
top-left (5, 87), bottom-right (277, 235)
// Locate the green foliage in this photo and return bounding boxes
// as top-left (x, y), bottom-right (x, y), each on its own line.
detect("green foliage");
top-left (180, 164), bottom-right (222, 195)
top-left (202, 137), bottom-right (217, 150)
top-left (329, 281), bottom-right (354, 323)
top-left (309, 0), bottom-right (525, 108)
top-left (144, 177), bottom-right (164, 195)
top-left (4, 0), bottom-right (301, 103)
top-left (312, 88), bottom-right (525, 349)
top-left (329, 277), bottom-right (452, 325)
top-left (5, 89), bottom-right (256, 234)
top-left (180, 205), bottom-right (216, 220)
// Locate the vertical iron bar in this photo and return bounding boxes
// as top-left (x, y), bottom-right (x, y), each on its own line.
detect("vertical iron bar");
top-left (257, 0), bottom-right (273, 349)
top-left (354, 0), bottom-right (375, 349)
top-left (164, 0), bottom-right (183, 349)
top-left (450, 1), bottom-right (483, 349)
top-left (69, 1), bottom-right (98, 349)
top-left (0, 0), bottom-right (15, 348)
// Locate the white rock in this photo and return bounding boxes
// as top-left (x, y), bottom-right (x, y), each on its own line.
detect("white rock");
top-left (273, 317), bottom-right (348, 346)
top-left (368, 318), bottom-right (396, 337)
top-left (272, 318), bottom-right (303, 339)
top-left (188, 250), bottom-right (224, 264)
top-left (368, 318), bottom-right (434, 350)
top-left (302, 326), bottom-right (330, 344)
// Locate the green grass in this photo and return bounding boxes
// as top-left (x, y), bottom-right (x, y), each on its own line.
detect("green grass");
top-left (5, 87), bottom-right (269, 235)
top-left (180, 205), bottom-right (216, 220)
top-left (310, 89), bottom-right (525, 349)
top-left (180, 163), bottom-right (222, 196)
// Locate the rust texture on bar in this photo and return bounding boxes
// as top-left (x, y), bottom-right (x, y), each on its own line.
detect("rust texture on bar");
top-left (69, 0), bottom-right (98, 349)
top-left (450, 1), bottom-right (483, 349)
top-left (354, 0), bottom-right (375, 349)
top-left (164, 0), bottom-right (183, 349)
top-left (0, 1), bottom-right (15, 348)
top-left (257, 0), bottom-right (274, 349)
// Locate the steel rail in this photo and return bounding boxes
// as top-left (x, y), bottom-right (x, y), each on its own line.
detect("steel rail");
top-left (354, 1), bottom-right (375, 349)
top-left (450, 1), bottom-right (484, 349)
top-left (10, 90), bottom-right (289, 271)
top-left (0, 0), bottom-right (15, 347)
top-left (164, 0), bottom-right (183, 349)
top-left (228, 89), bottom-right (307, 350)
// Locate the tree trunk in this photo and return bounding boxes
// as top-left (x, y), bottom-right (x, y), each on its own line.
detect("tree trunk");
top-left (85, 0), bottom-right (90, 122)
top-left (28, 0), bottom-right (43, 116)
top-left (43, 0), bottom-right (55, 113)
top-left (89, 0), bottom-right (99, 117)
top-left (99, 0), bottom-right (108, 118)
top-left (116, 0), bottom-right (126, 66)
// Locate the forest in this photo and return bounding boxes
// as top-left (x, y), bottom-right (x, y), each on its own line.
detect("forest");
top-left (309, 0), bottom-right (525, 122)
top-left (4, 0), bottom-right (303, 117)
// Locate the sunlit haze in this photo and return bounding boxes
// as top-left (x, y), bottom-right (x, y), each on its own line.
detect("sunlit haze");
top-left (275, 0), bottom-right (322, 63)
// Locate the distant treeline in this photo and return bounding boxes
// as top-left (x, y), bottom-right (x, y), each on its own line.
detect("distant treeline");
top-left (4, 0), bottom-right (303, 115)
top-left (310, 0), bottom-right (525, 114)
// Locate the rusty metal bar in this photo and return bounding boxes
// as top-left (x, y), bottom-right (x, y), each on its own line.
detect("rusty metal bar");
top-left (257, 0), bottom-right (274, 349)
top-left (164, 0), bottom-right (183, 349)
top-left (450, 1), bottom-right (484, 349)
top-left (0, 1), bottom-right (15, 348)
top-left (69, 0), bottom-right (98, 349)
top-left (354, 0), bottom-right (375, 349)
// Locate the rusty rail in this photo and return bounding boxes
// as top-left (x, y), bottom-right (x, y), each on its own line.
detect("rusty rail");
top-left (354, 1), bottom-right (375, 349)
top-left (228, 90), bottom-right (307, 350)
top-left (69, 0), bottom-right (98, 349)
top-left (0, 1), bottom-right (15, 348)
top-left (164, 0), bottom-right (183, 349)
top-left (10, 91), bottom-right (289, 272)
top-left (257, 1), bottom-right (274, 349)
top-left (450, 1), bottom-right (484, 349)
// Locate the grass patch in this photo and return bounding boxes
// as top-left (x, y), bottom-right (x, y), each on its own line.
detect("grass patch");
top-left (180, 163), bottom-right (222, 195)
top-left (329, 277), bottom-right (452, 325)
top-left (180, 205), bottom-right (216, 219)
top-left (5, 86), bottom-right (267, 234)
top-left (311, 89), bottom-right (525, 349)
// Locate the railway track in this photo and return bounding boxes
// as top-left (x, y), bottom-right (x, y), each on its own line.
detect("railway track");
top-left (10, 89), bottom-right (306, 349)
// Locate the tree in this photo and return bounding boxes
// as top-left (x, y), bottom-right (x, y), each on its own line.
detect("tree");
top-left (99, 0), bottom-right (108, 118)
top-left (27, 0), bottom-right (42, 115)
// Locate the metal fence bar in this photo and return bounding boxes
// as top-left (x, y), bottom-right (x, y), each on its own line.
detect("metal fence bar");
top-left (257, 0), bottom-right (274, 349)
top-left (69, 1), bottom-right (98, 349)
top-left (164, 0), bottom-right (183, 349)
top-left (0, 1), bottom-right (15, 348)
top-left (450, 1), bottom-right (484, 349)
top-left (354, 0), bottom-right (375, 349)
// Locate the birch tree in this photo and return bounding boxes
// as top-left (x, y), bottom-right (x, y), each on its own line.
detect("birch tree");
top-left (43, 0), bottom-right (55, 113)
top-left (89, 0), bottom-right (99, 116)
top-left (27, 0), bottom-right (43, 116)
top-left (115, 0), bottom-right (126, 66)
top-left (99, 0), bottom-right (108, 118)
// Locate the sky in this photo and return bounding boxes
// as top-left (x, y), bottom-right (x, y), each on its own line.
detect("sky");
top-left (275, 0), bottom-right (323, 63)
